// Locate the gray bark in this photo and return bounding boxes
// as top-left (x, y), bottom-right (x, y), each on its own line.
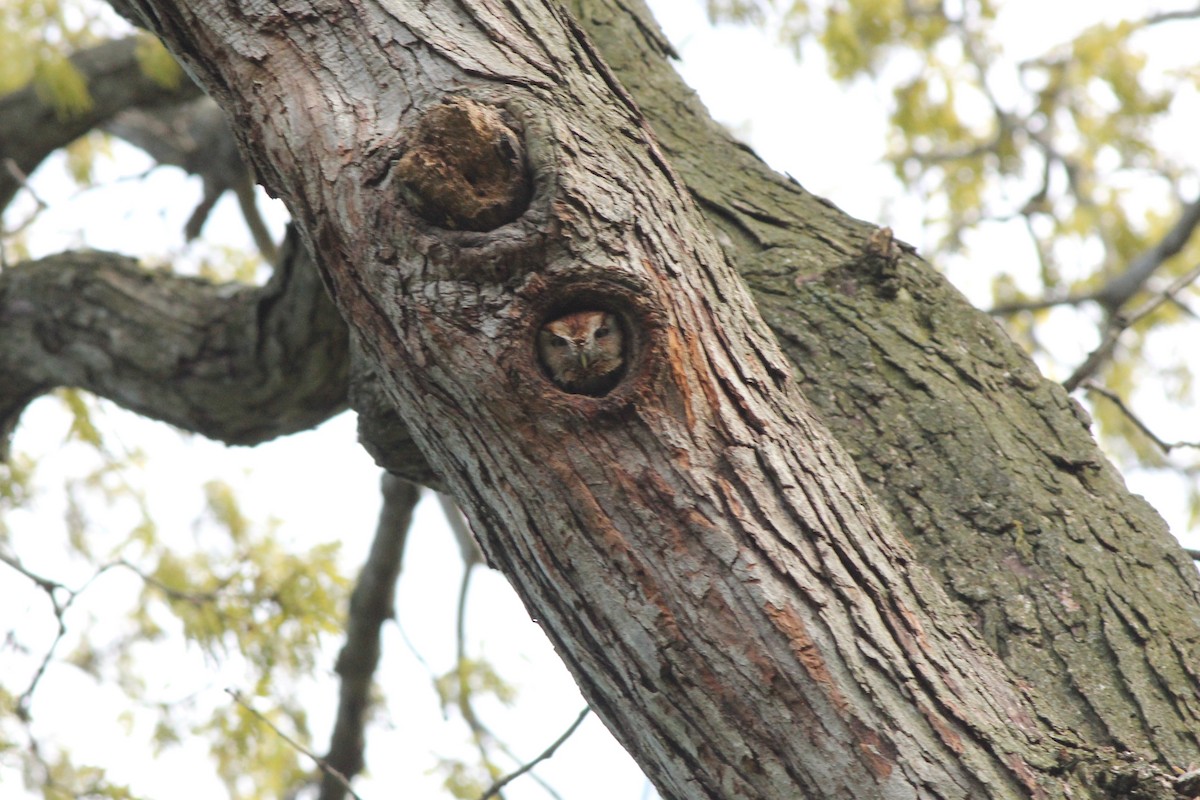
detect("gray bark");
top-left (0, 232), bottom-right (346, 454)
top-left (102, 0), bottom-right (1160, 797)
top-left (1, 0), bottom-right (1197, 797)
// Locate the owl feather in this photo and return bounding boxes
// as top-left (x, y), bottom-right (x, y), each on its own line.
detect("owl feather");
top-left (537, 310), bottom-right (625, 395)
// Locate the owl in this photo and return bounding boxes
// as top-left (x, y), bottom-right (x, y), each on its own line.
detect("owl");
top-left (537, 310), bottom-right (626, 395)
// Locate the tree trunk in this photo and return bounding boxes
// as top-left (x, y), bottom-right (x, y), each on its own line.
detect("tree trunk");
top-left (30, 0), bottom-right (1200, 797)
top-left (563, 0), bottom-right (1200, 770)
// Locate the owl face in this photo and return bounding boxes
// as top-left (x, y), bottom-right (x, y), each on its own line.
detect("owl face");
top-left (537, 310), bottom-right (625, 395)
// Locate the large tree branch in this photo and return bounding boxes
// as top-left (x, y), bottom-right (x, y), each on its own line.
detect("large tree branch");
top-left (568, 0), bottom-right (1200, 766)
top-left (0, 36), bottom-right (202, 212)
top-left (116, 0), bottom-right (1108, 796)
top-left (0, 229), bottom-right (347, 456)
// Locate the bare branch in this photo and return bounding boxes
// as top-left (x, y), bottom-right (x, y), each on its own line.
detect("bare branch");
top-left (1092, 196), bottom-right (1200, 311)
top-left (1081, 381), bottom-right (1200, 455)
top-left (0, 36), bottom-right (202, 211)
top-left (1064, 259), bottom-right (1200, 391)
top-left (227, 689), bottom-right (364, 800)
top-left (318, 474), bottom-right (419, 800)
top-left (988, 291), bottom-right (1095, 316)
top-left (0, 551), bottom-right (119, 718)
top-left (991, 197), bottom-right (1200, 317)
top-left (453, 562), bottom-right (501, 784)
top-left (477, 707), bottom-right (590, 800)
top-left (1144, 7), bottom-right (1200, 26)
top-left (0, 160), bottom-right (49, 246)
top-left (104, 99), bottom-right (279, 260)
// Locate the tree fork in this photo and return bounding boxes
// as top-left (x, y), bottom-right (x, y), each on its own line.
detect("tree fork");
top-left (113, 0), bottom-right (1175, 797)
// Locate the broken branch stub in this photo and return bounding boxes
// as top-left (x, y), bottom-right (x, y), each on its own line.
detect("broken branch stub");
top-left (395, 97), bottom-right (531, 231)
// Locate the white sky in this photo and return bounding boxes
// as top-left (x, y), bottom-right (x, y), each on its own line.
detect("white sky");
top-left (3, 2), bottom-right (1200, 799)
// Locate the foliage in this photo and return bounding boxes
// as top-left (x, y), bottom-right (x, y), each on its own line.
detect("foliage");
top-left (0, 0), bottom-right (103, 110)
top-left (707, 0), bottom-right (1200, 530)
top-left (133, 34), bottom-right (184, 90)
top-left (5, 0), bottom-right (1200, 798)
top-left (0, 395), bottom-right (349, 800)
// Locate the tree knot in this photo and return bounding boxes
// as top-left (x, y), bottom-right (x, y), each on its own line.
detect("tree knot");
top-left (395, 97), bottom-right (531, 232)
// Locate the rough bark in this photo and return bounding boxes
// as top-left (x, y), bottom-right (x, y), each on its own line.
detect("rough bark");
top-left (562, 0), bottom-right (1200, 768)
top-left (103, 0), bottom-right (1176, 797)
top-left (0, 0), bottom-right (1197, 797)
top-left (0, 231), bottom-right (347, 453)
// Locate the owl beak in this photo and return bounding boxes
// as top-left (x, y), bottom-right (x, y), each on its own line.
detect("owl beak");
top-left (578, 352), bottom-right (590, 368)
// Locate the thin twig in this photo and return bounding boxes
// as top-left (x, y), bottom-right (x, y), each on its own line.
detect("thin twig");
top-left (226, 689), bottom-right (364, 800)
top-left (1144, 7), bottom-right (1200, 26)
top-left (477, 707), bottom-right (590, 800)
top-left (1081, 381), bottom-right (1200, 454)
top-left (0, 551), bottom-right (68, 593)
top-left (1, 158), bottom-right (49, 246)
top-left (1, 551), bottom-right (118, 717)
top-left (445, 553), bottom-right (562, 798)
top-left (988, 291), bottom-right (1095, 316)
top-left (453, 563), bottom-right (505, 788)
top-left (1064, 260), bottom-right (1200, 391)
top-left (115, 557), bottom-right (214, 605)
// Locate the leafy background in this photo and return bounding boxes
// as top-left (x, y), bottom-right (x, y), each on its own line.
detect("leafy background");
top-left (3, 1), bottom-right (1199, 798)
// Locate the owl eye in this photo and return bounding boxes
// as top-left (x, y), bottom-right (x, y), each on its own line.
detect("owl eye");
top-left (595, 327), bottom-right (610, 338)
top-left (550, 338), bottom-right (568, 348)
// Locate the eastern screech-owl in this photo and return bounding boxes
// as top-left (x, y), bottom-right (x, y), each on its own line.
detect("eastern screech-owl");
top-left (537, 310), bottom-right (625, 395)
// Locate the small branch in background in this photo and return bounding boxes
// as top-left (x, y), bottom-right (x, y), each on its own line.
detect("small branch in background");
top-left (992, 196), bottom-right (1200, 317)
top-left (438, 491), bottom-right (484, 568)
top-left (991, 177), bottom-right (1200, 319)
top-left (115, 557), bottom-right (220, 605)
top-left (1063, 260), bottom-right (1200, 392)
top-left (443, 491), bottom-right (564, 800)
top-left (441, 488), bottom-right (504, 781)
top-left (453, 555), bottom-right (502, 788)
top-left (232, 178), bottom-right (280, 263)
top-left (1081, 381), bottom-right (1200, 455)
top-left (477, 707), bottom-right (590, 800)
top-left (988, 291), bottom-right (1095, 316)
top-left (105, 100), bottom-right (281, 262)
top-left (0, 551), bottom-right (117, 718)
top-left (227, 689), bottom-right (364, 800)
top-left (1145, 7), bottom-right (1200, 26)
top-left (318, 473), bottom-right (419, 800)
top-left (1091, 195), bottom-right (1200, 312)
top-left (1, 158), bottom-right (49, 251)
